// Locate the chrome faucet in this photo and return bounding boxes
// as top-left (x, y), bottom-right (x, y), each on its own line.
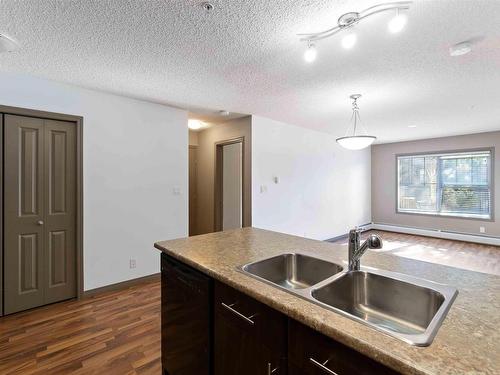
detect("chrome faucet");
top-left (348, 228), bottom-right (382, 271)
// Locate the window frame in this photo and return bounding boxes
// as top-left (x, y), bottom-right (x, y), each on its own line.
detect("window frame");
top-left (395, 147), bottom-right (495, 221)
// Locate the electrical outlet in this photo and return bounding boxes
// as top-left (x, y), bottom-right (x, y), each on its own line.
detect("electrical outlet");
top-left (479, 226), bottom-right (486, 234)
top-left (129, 259), bottom-right (137, 269)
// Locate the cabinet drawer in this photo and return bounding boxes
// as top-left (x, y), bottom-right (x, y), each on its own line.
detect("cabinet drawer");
top-left (288, 320), bottom-right (399, 375)
top-left (214, 280), bottom-right (287, 350)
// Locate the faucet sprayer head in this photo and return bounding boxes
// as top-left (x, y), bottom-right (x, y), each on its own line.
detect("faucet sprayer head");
top-left (367, 234), bottom-right (382, 249)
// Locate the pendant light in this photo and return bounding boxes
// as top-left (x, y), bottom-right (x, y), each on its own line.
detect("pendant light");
top-left (336, 94), bottom-right (376, 150)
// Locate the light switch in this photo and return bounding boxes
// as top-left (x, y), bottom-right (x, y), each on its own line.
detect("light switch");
top-left (173, 187), bottom-right (181, 195)
top-left (273, 176), bottom-right (280, 184)
top-left (480, 226), bottom-right (486, 233)
top-left (260, 185), bottom-right (267, 193)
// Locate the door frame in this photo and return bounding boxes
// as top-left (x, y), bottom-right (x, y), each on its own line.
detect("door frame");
top-left (214, 137), bottom-right (245, 232)
top-left (0, 105), bottom-right (84, 305)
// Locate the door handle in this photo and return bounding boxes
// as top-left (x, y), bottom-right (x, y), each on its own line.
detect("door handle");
top-left (309, 358), bottom-right (338, 375)
top-left (37, 220), bottom-right (44, 225)
top-left (267, 362), bottom-right (278, 375)
top-left (221, 302), bottom-right (256, 325)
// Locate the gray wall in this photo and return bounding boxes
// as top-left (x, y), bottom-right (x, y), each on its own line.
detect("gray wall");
top-left (372, 131), bottom-right (500, 236)
top-left (196, 116), bottom-right (252, 234)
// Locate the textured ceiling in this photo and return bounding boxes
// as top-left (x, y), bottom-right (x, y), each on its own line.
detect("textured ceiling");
top-left (1, 0), bottom-right (499, 143)
top-left (188, 109), bottom-right (247, 124)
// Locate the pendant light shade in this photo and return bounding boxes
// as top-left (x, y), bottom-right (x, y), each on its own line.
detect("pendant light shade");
top-left (336, 94), bottom-right (376, 150)
top-left (336, 135), bottom-right (376, 150)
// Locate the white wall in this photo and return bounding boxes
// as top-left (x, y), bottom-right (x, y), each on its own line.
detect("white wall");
top-left (0, 72), bottom-right (188, 290)
top-left (252, 116), bottom-right (371, 240)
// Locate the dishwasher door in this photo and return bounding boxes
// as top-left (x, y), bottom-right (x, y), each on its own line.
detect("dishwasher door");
top-left (161, 253), bottom-right (212, 375)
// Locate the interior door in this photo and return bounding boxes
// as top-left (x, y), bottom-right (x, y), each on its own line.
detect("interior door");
top-left (3, 115), bottom-right (76, 314)
top-left (222, 142), bottom-right (242, 230)
top-left (4, 115), bottom-right (46, 314)
top-left (189, 146), bottom-right (198, 236)
top-left (43, 119), bottom-right (76, 304)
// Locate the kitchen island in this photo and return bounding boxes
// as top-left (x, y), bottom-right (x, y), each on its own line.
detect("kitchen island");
top-left (155, 227), bottom-right (500, 375)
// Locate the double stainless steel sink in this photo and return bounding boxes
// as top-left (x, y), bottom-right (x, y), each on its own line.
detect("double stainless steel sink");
top-left (240, 253), bottom-right (458, 346)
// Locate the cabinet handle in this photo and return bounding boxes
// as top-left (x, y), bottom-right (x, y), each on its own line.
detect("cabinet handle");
top-left (309, 358), bottom-right (338, 375)
top-left (267, 362), bottom-right (278, 375)
top-left (221, 302), bottom-right (255, 325)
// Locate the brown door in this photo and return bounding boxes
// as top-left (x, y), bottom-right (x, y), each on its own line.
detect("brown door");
top-left (3, 114), bottom-right (76, 314)
top-left (189, 146), bottom-right (198, 236)
top-left (43, 119), bottom-right (77, 304)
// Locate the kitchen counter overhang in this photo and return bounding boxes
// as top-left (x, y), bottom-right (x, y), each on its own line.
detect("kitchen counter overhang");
top-left (155, 227), bottom-right (500, 375)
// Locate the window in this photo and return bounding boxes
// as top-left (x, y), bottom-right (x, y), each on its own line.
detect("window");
top-left (397, 150), bottom-right (493, 219)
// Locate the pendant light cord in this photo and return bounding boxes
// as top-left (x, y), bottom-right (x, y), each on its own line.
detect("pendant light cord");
top-left (346, 95), bottom-right (369, 137)
top-left (350, 96), bottom-right (360, 136)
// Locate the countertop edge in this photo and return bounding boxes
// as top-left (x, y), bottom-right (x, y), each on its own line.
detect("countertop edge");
top-left (154, 242), bottom-right (428, 375)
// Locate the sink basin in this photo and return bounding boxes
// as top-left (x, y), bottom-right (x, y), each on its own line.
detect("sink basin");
top-left (312, 270), bottom-right (458, 346)
top-left (242, 253), bottom-right (343, 290)
top-left (240, 253), bottom-right (457, 346)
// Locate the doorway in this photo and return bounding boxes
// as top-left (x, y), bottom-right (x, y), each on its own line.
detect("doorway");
top-left (1, 106), bottom-right (83, 316)
top-left (214, 138), bottom-right (244, 232)
top-left (189, 145), bottom-right (198, 236)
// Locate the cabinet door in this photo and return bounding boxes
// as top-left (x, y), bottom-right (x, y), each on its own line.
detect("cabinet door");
top-left (214, 306), bottom-right (263, 375)
top-left (288, 320), bottom-right (400, 375)
top-left (214, 281), bottom-right (287, 375)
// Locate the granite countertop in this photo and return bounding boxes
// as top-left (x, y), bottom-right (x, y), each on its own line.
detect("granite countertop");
top-left (154, 227), bottom-right (500, 375)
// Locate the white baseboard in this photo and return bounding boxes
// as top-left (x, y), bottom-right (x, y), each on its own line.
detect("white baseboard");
top-left (370, 223), bottom-right (500, 246)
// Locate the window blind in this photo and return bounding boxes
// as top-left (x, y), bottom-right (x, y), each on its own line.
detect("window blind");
top-left (397, 150), bottom-right (492, 218)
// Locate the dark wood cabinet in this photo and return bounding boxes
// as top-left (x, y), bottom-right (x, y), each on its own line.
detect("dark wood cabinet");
top-left (288, 320), bottom-right (399, 375)
top-left (160, 256), bottom-right (399, 375)
top-left (214, 281), bottom-right (287, 375)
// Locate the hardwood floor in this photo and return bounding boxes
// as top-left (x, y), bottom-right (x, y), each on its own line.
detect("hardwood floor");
top-left (0, 280), bottom-right (161, 375)
top-left (331, 230), bottom-right (500, 276)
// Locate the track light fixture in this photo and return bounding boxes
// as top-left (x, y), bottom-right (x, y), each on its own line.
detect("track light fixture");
top-left (0, 33), bottom-right (20, 53)
top-left (303, 42), bottom-right (317, 62)
top-left (341, 33), bottom-right (357, 49)
top-left (299, 2), bottom-right (412, 61)
top-left (388, 9), bottom-right (408, 33)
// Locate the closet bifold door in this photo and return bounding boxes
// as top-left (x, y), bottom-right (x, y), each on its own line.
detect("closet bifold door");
top-left (3, 115), bottom-right (77, 314)
top-left (4, 115), bottom-right (46, 314)
top-left (43, 119), bottom-right (76, 305)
